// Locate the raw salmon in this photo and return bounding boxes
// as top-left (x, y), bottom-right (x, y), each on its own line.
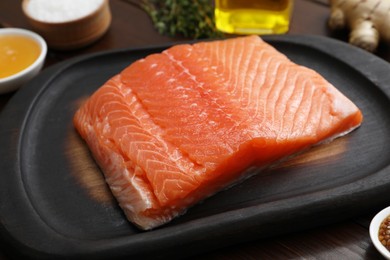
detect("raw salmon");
top-left (73, 35), bottom-right (363, 230)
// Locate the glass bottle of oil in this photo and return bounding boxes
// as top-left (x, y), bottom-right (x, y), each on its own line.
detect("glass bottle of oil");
top-left (215, 0), bottom-right (293, 35)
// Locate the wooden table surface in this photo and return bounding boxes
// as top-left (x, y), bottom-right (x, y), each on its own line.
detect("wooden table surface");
top-left (0, 0), bottom-right (389, 259)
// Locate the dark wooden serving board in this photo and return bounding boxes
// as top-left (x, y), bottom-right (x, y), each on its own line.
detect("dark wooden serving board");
top-left (1, 35), bottom-right (390, 259)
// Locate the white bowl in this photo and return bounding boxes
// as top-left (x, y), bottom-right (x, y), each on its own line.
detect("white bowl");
top-left (370, 206), bottom-right (390, 259)
top-left (0, 28), bottom-right (47, 94)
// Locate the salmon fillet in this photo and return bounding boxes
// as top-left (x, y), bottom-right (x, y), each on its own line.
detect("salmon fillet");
top-left (73, 36), bottom-right (363, 230)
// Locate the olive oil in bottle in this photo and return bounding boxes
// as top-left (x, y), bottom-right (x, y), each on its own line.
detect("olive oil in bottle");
top-left (215, 0), bottom-right (293, 34)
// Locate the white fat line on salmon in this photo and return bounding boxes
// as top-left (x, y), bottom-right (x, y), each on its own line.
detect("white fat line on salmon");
top-left (162, 49), bottom-right (242, 147)
top-left (116, 79), bottom-right (207, 176)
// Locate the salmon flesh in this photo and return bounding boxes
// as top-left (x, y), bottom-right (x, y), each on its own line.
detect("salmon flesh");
top-left (73, 36), bottom-right (363, 230)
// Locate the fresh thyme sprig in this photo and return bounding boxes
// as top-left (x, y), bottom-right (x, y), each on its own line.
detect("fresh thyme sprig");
top-left (130, 0), bottom-right (224, 39)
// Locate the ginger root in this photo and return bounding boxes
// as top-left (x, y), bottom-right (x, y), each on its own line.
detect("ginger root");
top-left (328, 0), bottom-right (390, 52)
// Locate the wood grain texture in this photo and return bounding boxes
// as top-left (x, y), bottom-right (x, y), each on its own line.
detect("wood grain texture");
top-left (66, 129), bottom-right (115, 205)
top-left (273, 138), bottom-right (347, 169)
top-left (0, 0), bottom-right (390, 259)
top-left (1, 34), bottom-right (389, 259)
top-left (196, 220), bottom-right (383, 259)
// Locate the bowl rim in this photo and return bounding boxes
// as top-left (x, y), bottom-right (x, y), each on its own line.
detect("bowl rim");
top-left (22, 0), bottom-right (107, 25)
top-left (370, 205), bottom-right (390, 259)
top-left (0, 28), bottom-right (47, 84)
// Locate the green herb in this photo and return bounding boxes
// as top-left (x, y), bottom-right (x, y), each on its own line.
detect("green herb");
top-left (126, 0), bottom-right (224, 39)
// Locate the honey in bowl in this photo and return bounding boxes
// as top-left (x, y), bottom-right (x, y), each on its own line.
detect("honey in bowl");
top-left (0, 34), bottom-right (41, 79)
